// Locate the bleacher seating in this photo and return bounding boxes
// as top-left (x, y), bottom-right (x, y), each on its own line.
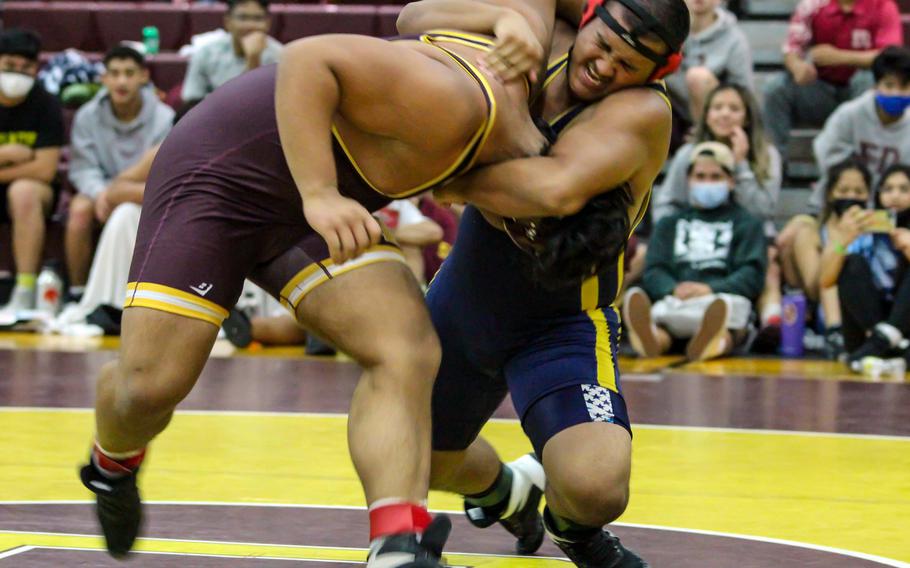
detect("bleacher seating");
top-left (1, 2), bottom-right (404, 53)
top-left (273, 4), bottom-right (378, 42)
top-left (0, 0), bottom-right (908, 275)
top-left (94, 3), bottom-right (190, 52)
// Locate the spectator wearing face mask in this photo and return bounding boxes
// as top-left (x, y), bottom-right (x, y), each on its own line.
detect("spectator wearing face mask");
top-left (763, 0), bottom-right (903, 150)
top-left (811, 46), bottom-right (910, 210)
top-left (623, 142), bottom-right (766, 361)
top-left (820, 163), bottom-right (910, 368)
top-left (0, 29), bottom-right (64, 315)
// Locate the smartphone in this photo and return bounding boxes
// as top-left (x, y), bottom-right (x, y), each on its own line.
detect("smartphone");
top-left (865, 210), bottom-right (896, 233)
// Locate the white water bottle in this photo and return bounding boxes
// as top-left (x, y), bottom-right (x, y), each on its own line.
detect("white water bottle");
top-left (36, 263), bottom-right (63, 316)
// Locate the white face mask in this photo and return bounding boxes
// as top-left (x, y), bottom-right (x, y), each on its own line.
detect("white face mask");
top-left (0, 71), bottom-right (35, 99)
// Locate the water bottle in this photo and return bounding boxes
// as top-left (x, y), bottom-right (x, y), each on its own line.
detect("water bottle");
top-left (142, 26), bottom-right (160, 55)
top-left (780, 292), bottom-right (807, 357)
top-left (36, 262), bottom-right (64, 316)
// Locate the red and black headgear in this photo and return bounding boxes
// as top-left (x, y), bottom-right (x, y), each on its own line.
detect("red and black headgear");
top-left (579, 0), bottom-right (682, 81)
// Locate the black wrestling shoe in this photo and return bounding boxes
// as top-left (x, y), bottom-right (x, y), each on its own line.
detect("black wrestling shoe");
top-left (367, 515), bottom-right (452, 567)
top-left (463, 454), bottom-right (545, 555)
top-left (79, 461), bottom-right (143, 558)
top-left (544, 509), bottom-right (648, 568)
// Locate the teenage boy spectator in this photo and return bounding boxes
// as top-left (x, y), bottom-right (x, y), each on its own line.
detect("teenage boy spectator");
top-left (763, 0), bottom-right (903, 149)
top-left (181, 0), bottom-right (282, 102)
top-left (665, 0), bottom-right (753, 137)
top-left (811, 46), bottom-right (910, 209)
top-left (67, 46), bottom-right (174, 298)
top-left (623, 142), bottom-right (766, 361)
top-left (0, 29), bottom-right (64, 314)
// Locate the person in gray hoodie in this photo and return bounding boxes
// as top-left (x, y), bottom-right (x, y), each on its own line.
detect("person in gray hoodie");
top-left (811, 46), bottom-right (910, 211)
top-left (67, 45), bottom-right (174, 297)
top-left (664, 0), bottom-right (753, 132)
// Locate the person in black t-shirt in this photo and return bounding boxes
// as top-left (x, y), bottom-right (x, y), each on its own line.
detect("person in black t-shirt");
top-left (0, 29), bottom-right (64, 314)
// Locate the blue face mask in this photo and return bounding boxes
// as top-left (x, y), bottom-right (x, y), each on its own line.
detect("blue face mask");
top-left (875, 93), bottom-right (910, 117)
top-left (689, 181), bottom-right (730, 209)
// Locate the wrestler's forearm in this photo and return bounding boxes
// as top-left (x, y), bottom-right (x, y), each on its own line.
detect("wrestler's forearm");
top-left (448, 157), bottom-right (586, 218)
top-left (276, 40), bottom-right (342, 202)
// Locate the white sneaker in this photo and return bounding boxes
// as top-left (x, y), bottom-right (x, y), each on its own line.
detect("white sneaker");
top-left (0, 285), bottom-right (36, 316)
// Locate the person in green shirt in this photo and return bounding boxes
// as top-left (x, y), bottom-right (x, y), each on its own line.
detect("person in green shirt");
top-left (623, 141), bottom-right (766, 361)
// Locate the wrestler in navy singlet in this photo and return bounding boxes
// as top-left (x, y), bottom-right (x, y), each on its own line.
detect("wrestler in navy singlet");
top-left (428, 68), bottom-right (669, 457)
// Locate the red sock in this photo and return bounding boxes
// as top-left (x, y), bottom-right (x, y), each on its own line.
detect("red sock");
top-left (93, 443), bottom-right (146, 478)
top-left (368, 500), bottom-right (432, 541)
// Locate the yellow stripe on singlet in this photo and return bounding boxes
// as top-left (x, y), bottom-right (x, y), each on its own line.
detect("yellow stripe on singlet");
top-left (123, 282), bottom-right (229, 327)
top-left (579, 275), bottom-right (619, 393)
top-left (543, 53), bottom-right (569, 90)
top-left (330, 31), bottom-right (499, 200)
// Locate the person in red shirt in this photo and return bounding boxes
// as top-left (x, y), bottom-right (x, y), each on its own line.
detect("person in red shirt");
top-left (763, 0), bottom-right (903, 148)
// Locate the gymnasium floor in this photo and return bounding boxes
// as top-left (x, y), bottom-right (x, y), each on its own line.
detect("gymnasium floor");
top-left (1, 332), bottom-right (908, 567)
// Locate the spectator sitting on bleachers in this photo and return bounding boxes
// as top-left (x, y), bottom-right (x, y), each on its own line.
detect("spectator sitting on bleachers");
top-left (811, 46), bottom-right (910, 209)
top-left (52, 101), bottom-right (200, 335)
top-left (664, 0), bottom-right (753, 144)
top-left (779, 157), bottom-right (876, 358)
top-left (654, 83), bottom-right (781, 226)
top-left (0, 29), bottom-right (64, 315)
top-left (819, 163), bottom-right (910, 368)
top-left (67, 45), bottom-right (174, 300)
top-left (763, 0), bottom-right (903, 150)
top-left (623, 142), bottom-right (767, 362)
top-left (181, 0), bottom-right (282, 103)
top-left (50, 161), bottom-right (150, 336)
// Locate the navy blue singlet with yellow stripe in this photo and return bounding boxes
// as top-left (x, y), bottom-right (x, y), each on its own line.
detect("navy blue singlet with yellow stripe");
top-left (427, 58), bottom-right (670, 457)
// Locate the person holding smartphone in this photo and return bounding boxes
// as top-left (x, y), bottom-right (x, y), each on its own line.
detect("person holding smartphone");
top-left (820, 161), bottom-right (910, 367)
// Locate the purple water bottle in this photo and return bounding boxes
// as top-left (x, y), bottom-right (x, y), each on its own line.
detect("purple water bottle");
top-left (780, 292), bottom-right (807, 357)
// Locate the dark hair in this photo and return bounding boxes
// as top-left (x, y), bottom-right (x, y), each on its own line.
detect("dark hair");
top-left (103, 45), bottom-right (146, 69)
top-left (227, 0), bottom-right (269, 12)
top-left (875, 162), bottom-right (910, 206)
top-left (506, 184), bottom-right (634, 289)
top-left (872, 46), bottom-right (910, 84)
top-left (820, 157), bottom-right (872, 221)
top-left (0, 29), bottom-right (42, 61)
top-left (611, 0), bottom-right (690, 54)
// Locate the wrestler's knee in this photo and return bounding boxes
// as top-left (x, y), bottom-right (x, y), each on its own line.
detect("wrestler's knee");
top-left (565, 474), bottom-right (629, 526)
top-left (366, 321), bottom-right (441, 389)
top-left (543, 422), bottom-right (632, 526)
top-left (111, 339), bottom-right (200, 418)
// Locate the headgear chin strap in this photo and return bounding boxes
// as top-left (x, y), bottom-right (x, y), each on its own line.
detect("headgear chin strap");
top-left (579, 0), bottom-right (682, 81)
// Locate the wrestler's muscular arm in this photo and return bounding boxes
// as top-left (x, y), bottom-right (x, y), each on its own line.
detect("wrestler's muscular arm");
top-left (438, 88), bottom-right (670, 218)
top-left (397, 0), bottom-right (554, 81)
top-left (276, 35), bottom-right (474, 263)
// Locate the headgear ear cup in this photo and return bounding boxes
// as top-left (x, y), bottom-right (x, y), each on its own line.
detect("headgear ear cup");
top-left (580, 0), bottom-right (600, 28)
top-left (650, 51), bottom-right (682, 80)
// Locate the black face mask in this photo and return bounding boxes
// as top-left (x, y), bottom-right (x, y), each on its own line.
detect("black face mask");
top-left (831, 198), bottom-right (867, 217)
